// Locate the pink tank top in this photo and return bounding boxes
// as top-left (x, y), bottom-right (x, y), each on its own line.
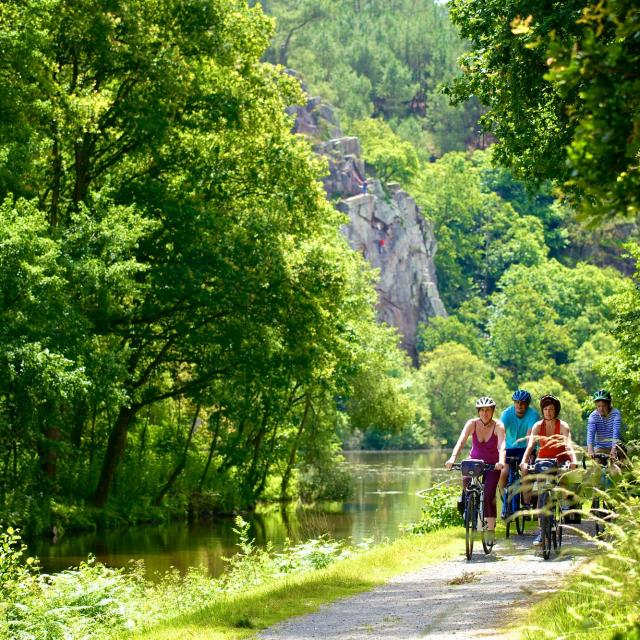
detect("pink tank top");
top-left (469, 421), bottom-right (499, 464)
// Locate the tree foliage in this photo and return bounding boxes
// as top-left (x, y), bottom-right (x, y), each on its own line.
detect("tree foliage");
top-left (446, 0), bottom-right (640, 221)
top-left (412, 151), bottom-right (548, 310)
top-left (349, 118), bottom-right (419, 185)
top-left (0, 0), bottom-right (424, 531)
top-left (258, 0), bottom-right (483, 154)
top-left (418, 342), bottom-right (510, 446)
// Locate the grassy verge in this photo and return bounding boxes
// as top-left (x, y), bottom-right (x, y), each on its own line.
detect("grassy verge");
top-left (122, 529), bottom-right (463, 640)
top-left (520, 552), bottom-right (639, 640)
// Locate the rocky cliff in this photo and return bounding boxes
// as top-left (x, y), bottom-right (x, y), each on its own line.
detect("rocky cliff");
top-left (289, 93), bottom-right (446, 363)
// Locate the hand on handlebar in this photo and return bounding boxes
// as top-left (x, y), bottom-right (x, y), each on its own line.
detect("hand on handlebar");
top-left (494, 462), bottom-right (504, 471)
top-left (445, 457), bottom-right (456, 470)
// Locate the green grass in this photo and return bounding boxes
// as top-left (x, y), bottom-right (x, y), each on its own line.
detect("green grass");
top-left (520, 553), bottom-right (640, 640)
top-left (121, 529), bottom-right (463, 640)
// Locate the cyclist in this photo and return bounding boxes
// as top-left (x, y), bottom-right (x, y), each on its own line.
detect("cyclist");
top-left (519, 394), bottom-right (578, 546)
top-left (445, 396), bottom-right (506, 543)
top-left (587, 389), bottom-right (622, 469)
top-left (499, 389), bottom-right (539, 505)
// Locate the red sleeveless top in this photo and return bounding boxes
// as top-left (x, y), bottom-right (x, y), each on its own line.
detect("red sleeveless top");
top-left (537, 419), bottom-right (568, 461)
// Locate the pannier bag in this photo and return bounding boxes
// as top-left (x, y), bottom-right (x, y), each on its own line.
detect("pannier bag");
top-left (461, 459), bottom-right (486, 478)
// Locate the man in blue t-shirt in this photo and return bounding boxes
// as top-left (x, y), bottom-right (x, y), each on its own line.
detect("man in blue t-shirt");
top-left (498, 389), bottom-right (539, 502)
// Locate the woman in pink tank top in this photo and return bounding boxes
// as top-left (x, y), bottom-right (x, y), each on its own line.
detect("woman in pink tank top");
top-left (445, 396), bottom-right (506, 537)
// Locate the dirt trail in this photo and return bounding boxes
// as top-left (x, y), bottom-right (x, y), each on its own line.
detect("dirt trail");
top-left (258, 523), bottom-right (595, 640)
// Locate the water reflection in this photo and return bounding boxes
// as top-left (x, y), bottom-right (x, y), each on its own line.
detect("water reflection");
top-left (31, 449), bottom-right (448, 578)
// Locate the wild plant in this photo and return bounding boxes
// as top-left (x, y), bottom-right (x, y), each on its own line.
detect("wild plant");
top-left (403, 483), bottom-right (462, 534)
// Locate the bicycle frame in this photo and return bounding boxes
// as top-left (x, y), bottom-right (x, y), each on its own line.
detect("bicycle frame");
top-left (527, 458), bottom-right (569, 560)
top-left (591, 453), bottom-right (612, 537)
top-left (502, 456), bottom-right (526, 537)
top-left (451, 460), bottom-right (495, 560)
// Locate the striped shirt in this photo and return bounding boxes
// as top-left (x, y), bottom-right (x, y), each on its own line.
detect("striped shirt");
top-left (586, 407), bottom-right (622, 448)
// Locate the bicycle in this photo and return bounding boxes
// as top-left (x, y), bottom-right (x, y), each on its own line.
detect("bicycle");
top-left (527, 458), bottom-right (569, 560)
top-left (590, 452), bottom-right (613, 537)
top-left (502, 456), bottom-right (526, 538)
top-left (451, 459), bottom-right (496, 560)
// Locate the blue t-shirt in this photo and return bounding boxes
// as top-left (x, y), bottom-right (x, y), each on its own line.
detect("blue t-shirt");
top-left (500, 405), bottom-right (540, 449)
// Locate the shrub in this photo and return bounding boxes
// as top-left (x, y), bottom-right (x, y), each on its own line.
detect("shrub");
top-left (0, 518), bottom-right (372, 639)
top-left (404, 483), bottom-right (462, 534)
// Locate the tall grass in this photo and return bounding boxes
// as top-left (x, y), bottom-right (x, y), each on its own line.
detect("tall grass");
top-left (522, 455), bottom-right (640, 639)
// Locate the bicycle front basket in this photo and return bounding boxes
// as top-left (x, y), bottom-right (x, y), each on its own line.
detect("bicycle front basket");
top-left (534, 458), bottom-right (558, 474)
top-left (461, 459), bottom-right (485, 478)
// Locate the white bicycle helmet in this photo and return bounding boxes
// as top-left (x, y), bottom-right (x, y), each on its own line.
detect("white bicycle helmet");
top-left (475, 396), bottom-right (496, 409)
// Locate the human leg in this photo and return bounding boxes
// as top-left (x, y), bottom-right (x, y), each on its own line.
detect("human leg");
top-left (483, 469), bottom-right (500, 531)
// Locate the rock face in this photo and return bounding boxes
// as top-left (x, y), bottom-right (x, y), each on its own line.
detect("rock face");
top-left (289, 95), bottom-right (447, 363)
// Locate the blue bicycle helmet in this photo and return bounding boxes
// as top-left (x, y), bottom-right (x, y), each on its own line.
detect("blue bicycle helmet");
top-left (512, 389), bottom-right (531, 403)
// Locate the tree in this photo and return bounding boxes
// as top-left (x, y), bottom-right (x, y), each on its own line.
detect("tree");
top-left (412, 152), bottom-right (548, 310)
top-left (598, 243), bottom-right (640, 440)
top-left (350, 118), bottom-right (420, 185)
top-left (446, 0), bottom-right (640, 221)
top-left (417, 316), bottom-right (483, 358)
top-left (1, 0), bottom-right (414, 521)
top-left (260, 0), bottom-right (481, 151)
top-left (418, 342), bottom-right (510, 446)
top-left (487, 259), bottom-right (628, 384)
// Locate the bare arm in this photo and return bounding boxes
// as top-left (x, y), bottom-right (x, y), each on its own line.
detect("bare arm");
top-left (496, 421), bottom-right (506, 468)
top-left (520, 422), bottom-right (541, 471)
top-left (445, 420), bottom-right (474, 469)
top-left (561, 421), bottom-right (578, 468)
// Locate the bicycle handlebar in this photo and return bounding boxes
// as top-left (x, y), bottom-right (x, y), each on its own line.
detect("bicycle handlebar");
top-left (524, 461), bottom-right (571, 472)
top-left (449, 462), bottom-right (496, 472)
top-left (592, 453), bottom-right (611, 465)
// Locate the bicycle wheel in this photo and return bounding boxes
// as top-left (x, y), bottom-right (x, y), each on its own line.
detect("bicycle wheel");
top-left (539, 492), bottom-right (553, 559)
top-left (504, 487), bottom-right (512, 539)
top-left (557, 503), bottom-right (563, 549)
top-left (513, 493), bottom-right (525, 535)
top-left (481, 497), bottom-right (493, 554)
top-left (592, 496), bottom-right (605, 537)
top-left (541, 514), bottom-right (553, 559)
top-left (464, 492), bottom-right (475, 560)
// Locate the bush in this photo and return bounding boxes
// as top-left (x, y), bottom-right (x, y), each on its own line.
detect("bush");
top-left (298, 463), bottom-right (353, 502)
top-left (0, 526), bottom-right (143, 639)
top-left (404, 483), bottom-right (462, 534)
top-left (0, 518), bottom-right (374, 639)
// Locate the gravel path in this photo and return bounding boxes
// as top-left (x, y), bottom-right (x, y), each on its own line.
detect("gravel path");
top-left (258, 523), bottom-right (595, 640)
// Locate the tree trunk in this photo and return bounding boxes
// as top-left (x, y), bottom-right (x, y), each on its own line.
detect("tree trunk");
top-left (280, 394), bottom-right (312, 501)
top-left (244, 409), bottom-right (269, 504)
top-left (92, 405), bottom-right (137, 507)
top-left (70, 402), bottom-right (88, 448)
top-left (255, 420), bottom-right (279, 500)
top-left (154, 403), bottom-right (200, 506)
top-left (198, 408), bottom-right (222, 491)
top-left (41, 423), bottom-right (61, 481)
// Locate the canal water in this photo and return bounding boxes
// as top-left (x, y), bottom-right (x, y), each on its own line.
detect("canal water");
top-left (31, 449), bottom-right (449, 578)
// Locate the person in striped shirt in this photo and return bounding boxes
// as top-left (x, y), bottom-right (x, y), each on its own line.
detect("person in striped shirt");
top-left (586, 389), bottom-right (622, 462)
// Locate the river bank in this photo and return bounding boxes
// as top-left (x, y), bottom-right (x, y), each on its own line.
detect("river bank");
top-left (120, 529), bottom-right (465, 640)
top-left (119, 521), bottom-right (597, 640)
top-left (30, 450), bottom-right (449, 578)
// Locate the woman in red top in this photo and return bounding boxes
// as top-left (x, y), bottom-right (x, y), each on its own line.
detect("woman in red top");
top-left (520, 395), bottom-right (577, 545)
